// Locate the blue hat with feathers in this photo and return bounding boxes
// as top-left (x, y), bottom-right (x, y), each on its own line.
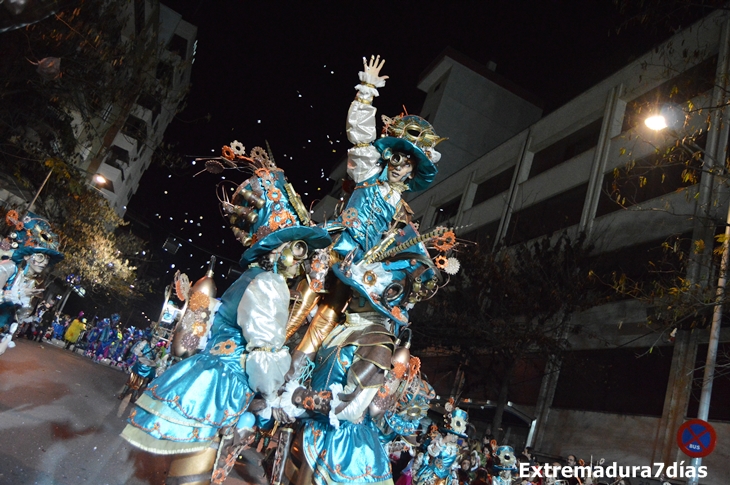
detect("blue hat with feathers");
top-left (204, 142), bottom-right (331, 269)
top-left (9, 212), bottom-right (63, 264)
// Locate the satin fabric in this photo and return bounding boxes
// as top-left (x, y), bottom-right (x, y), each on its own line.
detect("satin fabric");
top-left (333, 173), bottom-right (400, 261)
top-left (121, 267), bottom-right (290, 454)
top-left (301, 324), bottom-right (394, 485)
top-left (239, 271), bottom-right (291, 401)
top-left (129, 341), bottom-right (157, 379)
top-left (412, 441), bottom-right (459, 485)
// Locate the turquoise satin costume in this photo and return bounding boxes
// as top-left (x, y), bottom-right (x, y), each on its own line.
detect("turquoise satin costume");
top-left (412, 440), bottom-right (459, 485)
top-left (300, 317), bottom-right (396, 485)
top-left (121, 267), bottom-right (290, 454)
top-left (129, 339), bottom-right (157, 379)
top-left (332, 171), bottom-right (401, 261)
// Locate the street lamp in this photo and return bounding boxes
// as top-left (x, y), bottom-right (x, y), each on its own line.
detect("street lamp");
top-left (644, 104), bottom-right (684, 133)
top-left (647, 113), bottom-right (725, 485)
top-left (89, 172), bottom-right (115, 193)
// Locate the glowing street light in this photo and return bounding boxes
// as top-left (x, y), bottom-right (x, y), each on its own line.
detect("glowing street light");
top-left (644, 114), bottom-right (668, 131)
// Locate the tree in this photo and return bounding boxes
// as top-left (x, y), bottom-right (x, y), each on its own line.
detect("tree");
top-left (613, 0), bottom-right (727, 35)
top-left (0, 157), bottom-right (150, 302)
top-left (0, 0), bottom-right (163, 164)
top-left (0, 1), bottom-right (171, 307)
top-left (413, 232), bottom-right (599, 439)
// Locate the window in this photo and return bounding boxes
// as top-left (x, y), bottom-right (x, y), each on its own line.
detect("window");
top-left (136, 93), bottom-right (161, 124)
top-left (107, 145), bottom-right (130, 164)
top-left (460, 220), bottom-right (500, 245)
top-left (472, 166), bottom-right (515, 206)
top-left (168, 34), bottom-right (188, 60)
top-left (433, 197), bottom-right (461, 225)
top-left (553, 347), bottom-right (671, 416)
top-left (595, 133), bottom-right (705, 217)
top-left (105, 145), bottom-right (130, 180)
top-left (530, 118), bottom-right (603, 178)
top-left (156, 62), bottom-right (174, 87)
top-left (622, 55), bottom-right (717, 132)
top-left (100, 103), bottom-right (113, 123)
top-left (588, 234), bottom-right (691, 301)
top-left (506, 183), bottom-right (588, 245)
top-left (122, 115), bottom-right (147, 143)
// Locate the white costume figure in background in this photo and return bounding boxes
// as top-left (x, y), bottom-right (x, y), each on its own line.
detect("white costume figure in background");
top-left (0, 213), bottom-right (64, 354)
top-left (490, 445), bottom-right (517, 485)
top-left (412, 408), bottom-right (469, 485)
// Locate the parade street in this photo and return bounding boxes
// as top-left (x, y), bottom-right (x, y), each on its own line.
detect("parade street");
top-left (0, 339), bottom-right (264, 485)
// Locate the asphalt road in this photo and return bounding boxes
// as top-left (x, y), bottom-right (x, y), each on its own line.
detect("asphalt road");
top-left (0, 338), bottom-right (267, 485)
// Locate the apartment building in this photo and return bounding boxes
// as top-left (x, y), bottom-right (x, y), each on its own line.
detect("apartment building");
top-left (71, 1), bottom-right (196, 216)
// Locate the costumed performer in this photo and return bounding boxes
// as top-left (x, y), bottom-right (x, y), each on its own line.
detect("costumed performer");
top-left (412, 407), bottom-right (470, 485)
top-left (118, 328), bottom-right (158, 402)
top-left (120, 144), bottom-right (331, 485)
top-left (490, 445), bottom-right (517, 485)
top-left (285, 54), bottom-right (447, 379)
top-left (0, 211), bottom-right (63, 354)
top-left (278, 214), bottom-right (449, 485)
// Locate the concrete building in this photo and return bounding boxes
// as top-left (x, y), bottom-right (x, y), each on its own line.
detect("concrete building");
top-left (412, 12), bottom-right (730, 484)
top-left (315, 8), bottom-right (730, 484)
top-left (70, 1), bottom-right (196, 216)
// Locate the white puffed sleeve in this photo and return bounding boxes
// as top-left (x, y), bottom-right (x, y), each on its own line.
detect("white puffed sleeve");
top-left (346, 100), bottom-right (382, 183)
top-left (237, 271), bottom-right (292, 402)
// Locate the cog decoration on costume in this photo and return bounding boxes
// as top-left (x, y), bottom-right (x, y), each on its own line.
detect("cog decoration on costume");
top-left (308, 248), bottom-right (331, 293)
top-left (174, 270), bottom-right (191, 302)
top-left (2, 212), bottom-right (64, 264)
top-left (435, 404), bottom-right (470, 439)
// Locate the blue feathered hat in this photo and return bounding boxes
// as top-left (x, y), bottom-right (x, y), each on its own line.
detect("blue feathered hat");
top-left (373, 114), bottom-right (446, 192)
top-left (445, 407), bottom-right (469, 438)
top-left (493, 445), bottom-right (518, 472)
top-left (205, 142), bottom-right (331, 269)
top-left (9, 212), bottom-right (64, 264)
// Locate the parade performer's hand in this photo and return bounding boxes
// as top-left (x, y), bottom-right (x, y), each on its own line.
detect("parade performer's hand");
top-left (272, 407), bottom-right (296, 424)
top-left (361, 54), bottom-right (388, 87)
top-left (279, 380), bottom-right (306, 420)
top-left (356, 55), bottom-right (388, 102)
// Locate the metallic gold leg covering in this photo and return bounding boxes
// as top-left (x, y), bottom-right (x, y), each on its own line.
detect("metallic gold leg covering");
top-left (287, 429), bottom-right (314, 485)
top-left (295, 458), bottom-right (314, 485)
top-left (286, 279), bottom-right (322, 341)
top-left (128, 373), bottom-right (146, 390)
top-left (166, 447), bottom-right (217, 485)
top-left (294, 279), bottom-right (350, 356)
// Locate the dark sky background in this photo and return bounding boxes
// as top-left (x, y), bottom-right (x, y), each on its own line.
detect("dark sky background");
top-left (119, 0), bottom-right (684, 321)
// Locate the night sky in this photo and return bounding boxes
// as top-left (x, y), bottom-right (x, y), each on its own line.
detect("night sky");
top-left (123, 0), bottom-right (678, 316)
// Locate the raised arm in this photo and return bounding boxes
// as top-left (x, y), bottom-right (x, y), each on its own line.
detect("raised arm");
top-left (346, 55), bottom-right (389, 183)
